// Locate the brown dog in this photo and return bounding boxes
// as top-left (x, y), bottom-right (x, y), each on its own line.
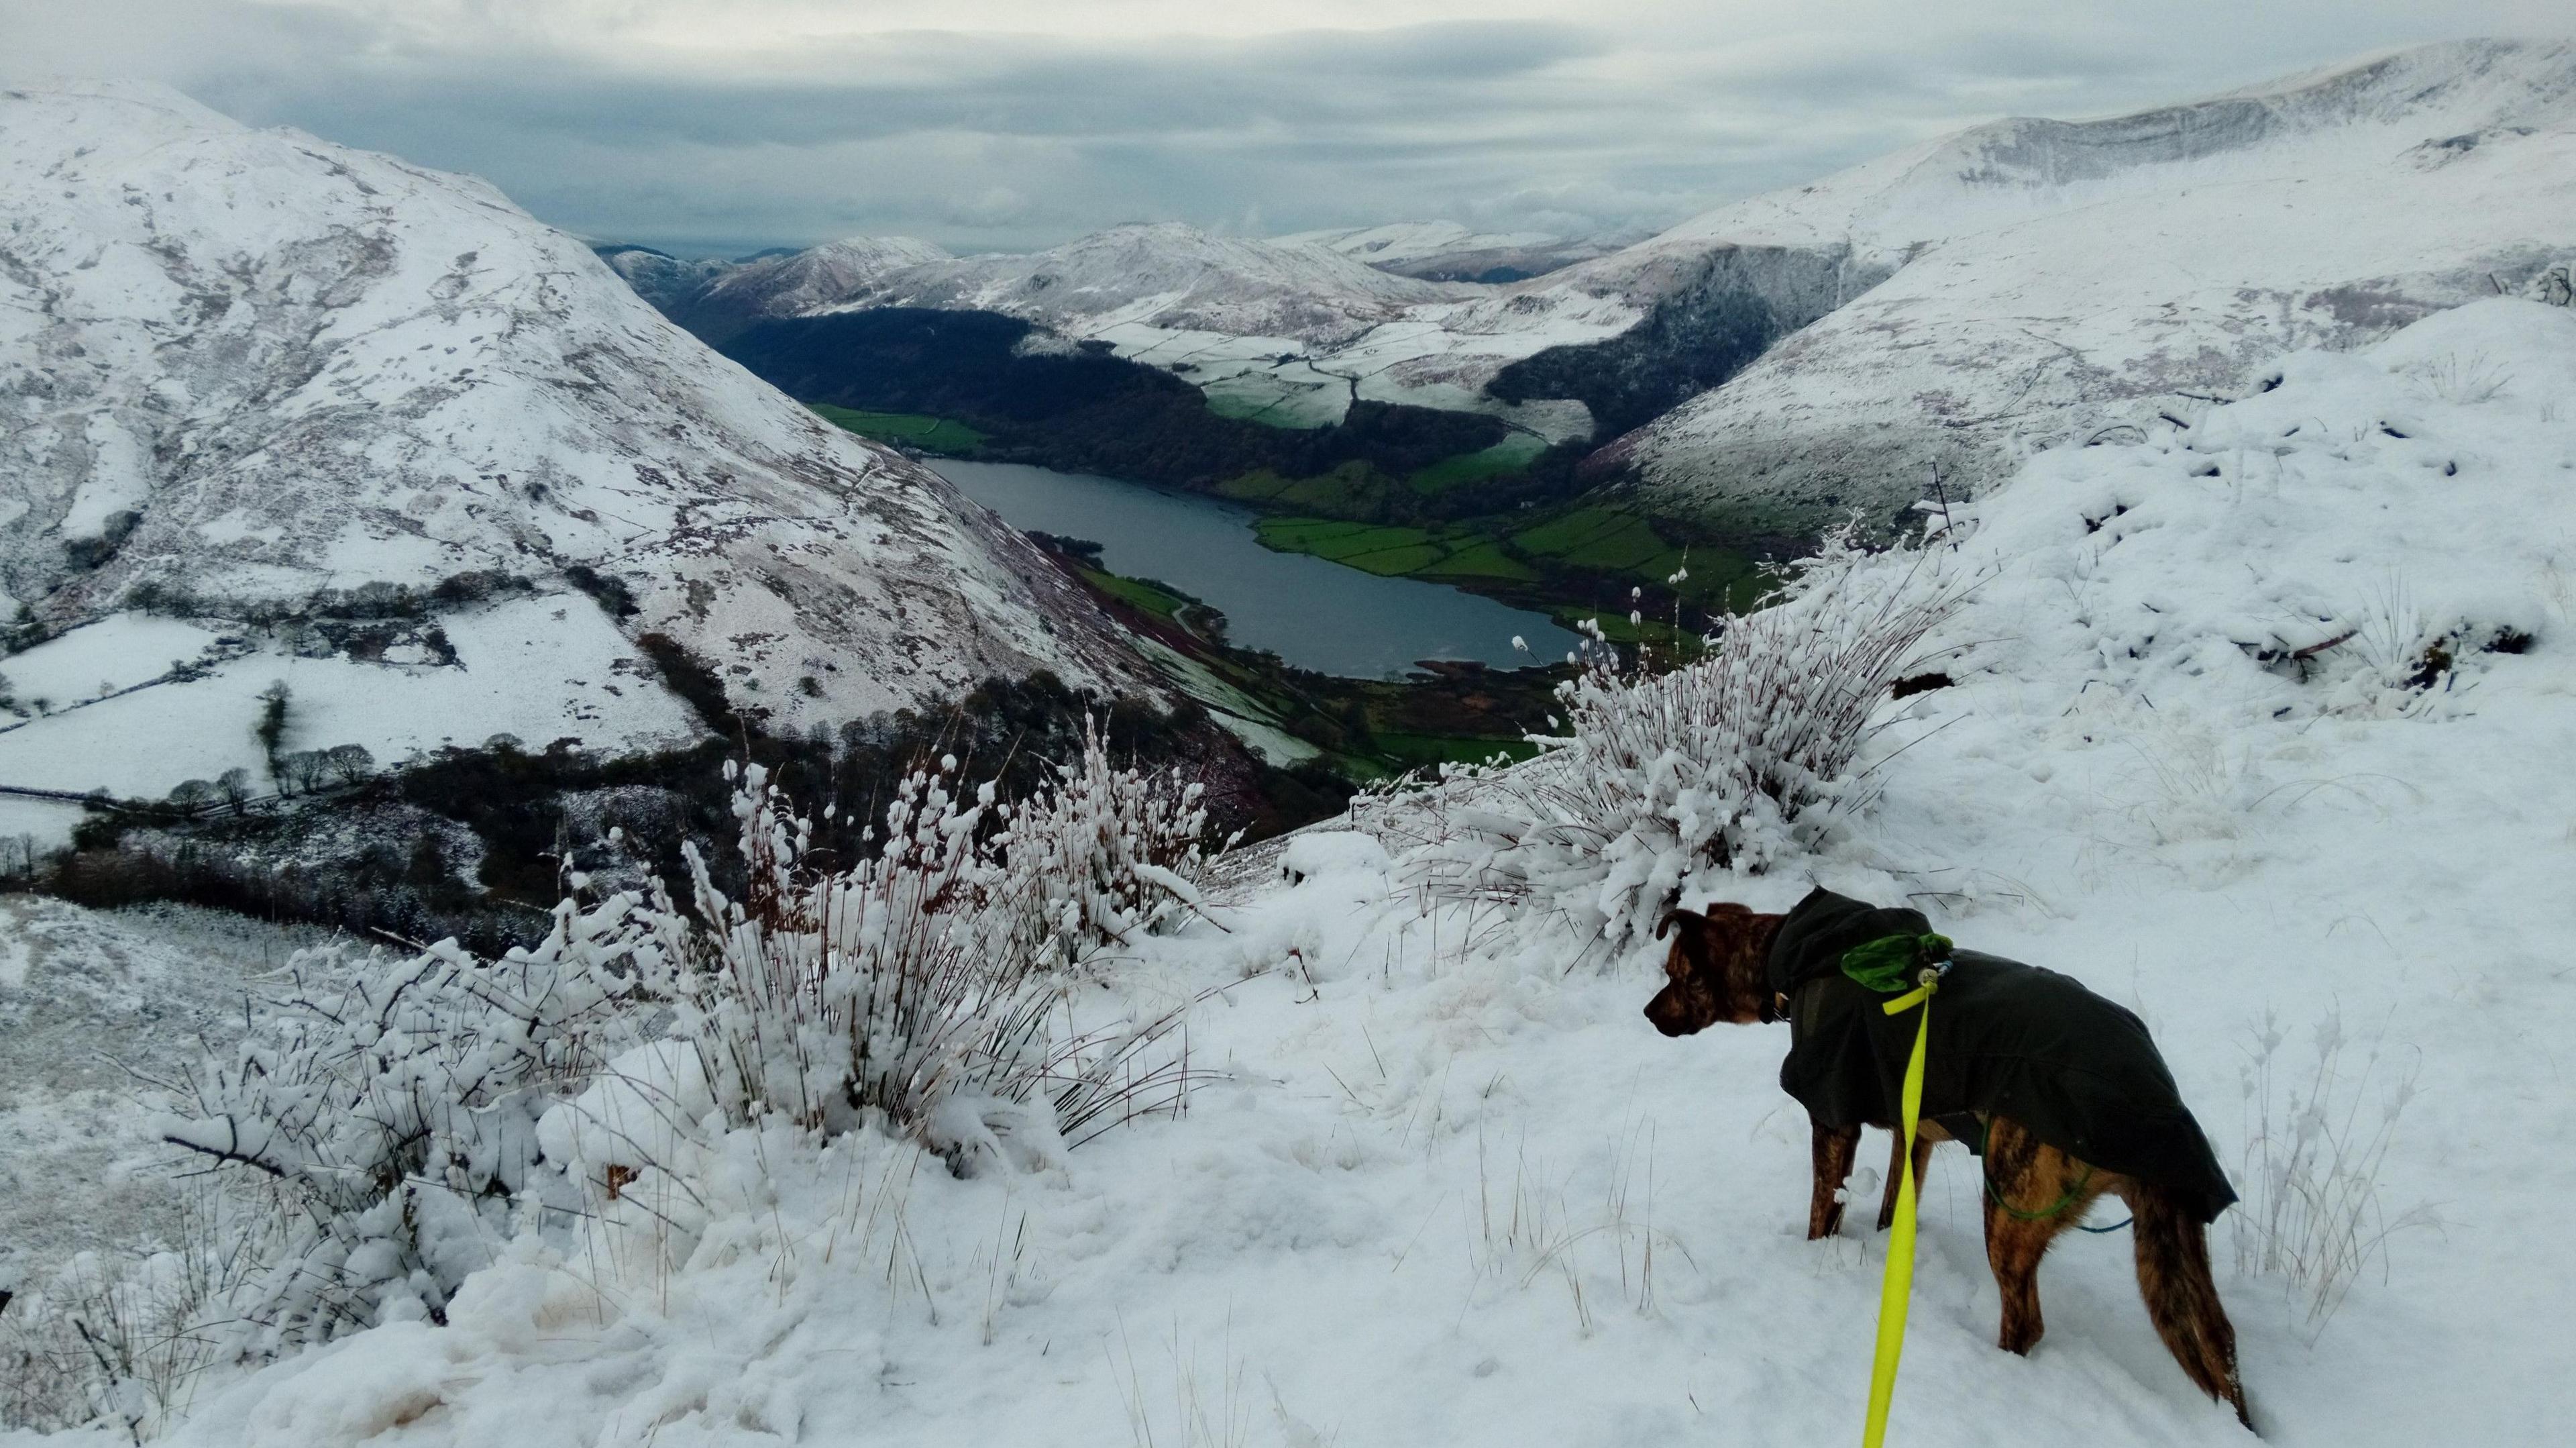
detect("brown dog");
top-left (1645, 902), bottom-right (2251, 1429)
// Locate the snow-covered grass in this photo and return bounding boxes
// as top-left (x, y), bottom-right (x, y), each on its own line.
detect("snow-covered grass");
top-left (658, 758), bottom-right (1203, 1168)
top-left (11, 299), bottom-right (2576, 1447)
top-left (2229, 1011), bottom-right (2432, 1339)
top-left (1, 1187), bottom-right (274, 1439)
top-left (156, 896), bottom-right (659, 1355)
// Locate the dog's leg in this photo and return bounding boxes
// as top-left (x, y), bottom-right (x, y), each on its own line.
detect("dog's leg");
top-left (1875, 1129), bottom-right (1936, 1232)
top-left (2127, 1182), bottom-right (2253, 1429)
top-left (1979, 1118), bottom-right (2108, 1355)
top-left (1809, 1121), bottom-right (1860, 1239)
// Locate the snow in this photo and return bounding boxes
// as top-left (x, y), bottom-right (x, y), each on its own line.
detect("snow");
top-left (1277, 830), bottom-right (1391, 885)
top-left (0, 82), bottom-right (1146, 731)
top-left (0, 897), bottom-right (326, 1331)
top-left (0, 615), bottom-right (227, 712)
top-left (1613, 38), bottom-right (2576, 524)
top-left (1273, 223), bottom-right (1621, 282)
top-left (7, 297), bottom-right (2573, 1446)
top-left (1277, 221), bottom-right (1564, 264)
top-left (0, 599), bottom-right (702, 800)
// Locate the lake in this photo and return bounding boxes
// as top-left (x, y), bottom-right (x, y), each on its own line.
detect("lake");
top-left (932, 460), bottom-right (1582, 678)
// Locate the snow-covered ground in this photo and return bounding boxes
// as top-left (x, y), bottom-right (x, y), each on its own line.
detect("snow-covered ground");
top-left (0, 598), bottom-right (702, 835)
top-left (0, 898), bottom-right (327, 1318)
top-left (7, 296), bottom-right (2572, 1446)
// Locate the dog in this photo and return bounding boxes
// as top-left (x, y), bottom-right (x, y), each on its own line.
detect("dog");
top-left (1645, 896), bottom-right (2251, 1429)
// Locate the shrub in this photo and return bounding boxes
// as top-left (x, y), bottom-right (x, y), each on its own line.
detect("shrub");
top-left (1389, 532), bottom-right (1963, 945)
top-left (274, 750), bottom-right (331, 796)
top-left (995, 714), bottom-right (1234, 960)
top-left (117, 746), bottom-right (1223, 1398)
top-left (252, 682), bottom-right (291, 768)
top-left (664, 760), bottom-right (1207, 1174)
top-left (157, 893), bottom-right (659, 1355)
top-left (0, 1189), bottom-right (272, 1438)
top-left (323, 743), bottom-right (377, 786)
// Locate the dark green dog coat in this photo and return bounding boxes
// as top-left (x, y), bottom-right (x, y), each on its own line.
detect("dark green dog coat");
top-left (1769, 888), bottom-right (2237, 1223)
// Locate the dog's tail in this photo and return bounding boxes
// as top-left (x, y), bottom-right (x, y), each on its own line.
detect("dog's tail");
top-left (2130, 1184), bottom-right (2253, 1431)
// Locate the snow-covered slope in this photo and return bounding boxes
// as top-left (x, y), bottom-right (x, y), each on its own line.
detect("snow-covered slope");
top-left (1276, 221), bottom-right (1620, 281)
top-left (0, 83), bottom-right (1144, 810)
top-left (616, 221), bottom-right (1583, 433)
top-left (814, 221), bottom-right (1470, 346)
top-left (630, 236), bottom-right (955, 343)
top-left (16, 296), bottom-right (2572, 1448)
top-left (623, 222), bottom-right (1466, 350)
top-left (1603, 38), bottom-right (2576, 529)
top-left (595, 245), bottom-right (735, 317)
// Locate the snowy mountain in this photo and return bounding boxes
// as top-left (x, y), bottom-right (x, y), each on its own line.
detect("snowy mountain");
top-left (593, 42), bottom-right (2576, 490)
top-left (609, 236), bottom-right (957, 344)
top-left (0, 82), bottom-right (1143, 825)
top-left (1585, 39), bottom-right (2576, 527)
top-left (824, 221), bottom-right (1469, 346)
top-left (595, 245), bottom-right (735, 317)
top-left (1275, 221), bottom-right (1620, 281)
top-left (627, 220), bottom-right (1472, 354)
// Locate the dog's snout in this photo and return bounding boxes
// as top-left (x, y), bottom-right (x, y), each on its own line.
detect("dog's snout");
top-left (1643, 990), bottom-right (1690, 1037)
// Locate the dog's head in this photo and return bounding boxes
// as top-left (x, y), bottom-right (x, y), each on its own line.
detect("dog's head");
top-left (1642, 904), bottom-right (1779, 1036)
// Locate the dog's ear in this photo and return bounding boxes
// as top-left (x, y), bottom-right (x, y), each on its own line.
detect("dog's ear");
top-left (1655, 908), bottom-right (1706, 941)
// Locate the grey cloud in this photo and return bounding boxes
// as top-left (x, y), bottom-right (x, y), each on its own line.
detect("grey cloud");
top-left (196, 20), bottom-right (1608, 152)
top-left (5, 0), bottom-right (2550, 254)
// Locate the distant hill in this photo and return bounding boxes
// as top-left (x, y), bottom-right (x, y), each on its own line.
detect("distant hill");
top-left (597, 40), bottom-right (2576, 546)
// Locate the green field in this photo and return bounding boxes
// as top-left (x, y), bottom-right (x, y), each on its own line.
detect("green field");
top-left (1407, 434), bottom-right (1547, 495)
top-left (1216, 462), bottom-right (1411, 517)
top-left (1512, 505), bottom-right (1681, 574)
top-left (1079, 568), bottom-right (1189, 620)
top-left (1513, 505), bottom-right (1767, 609)
top-left (1252, 501), bottom-right (1765, 617)
top-left (808, 404), bottom-right (987, 454)
top-left (1415, 538), bottom-right (1540, 583)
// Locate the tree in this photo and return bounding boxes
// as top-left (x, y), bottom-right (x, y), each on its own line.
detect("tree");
top-left (217, 767), bottom-right (255, 815)
top-left (166, 778), bottom-right (221, 815)
top-left (255, 680), bottom-right (292, 770)
top-left (323, 743), bottom-right (377, 786)
top-left (276, 751), bottom-right (330, 796)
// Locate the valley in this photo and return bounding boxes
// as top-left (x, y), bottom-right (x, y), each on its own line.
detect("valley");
top-left (4, 34), bottom-right (2575, 1448)
top-left (769, 319), bottom-right (1768, 648)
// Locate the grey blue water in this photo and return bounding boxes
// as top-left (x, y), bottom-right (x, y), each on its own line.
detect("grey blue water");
top-left (932, 459), bottom-right (1581, 679)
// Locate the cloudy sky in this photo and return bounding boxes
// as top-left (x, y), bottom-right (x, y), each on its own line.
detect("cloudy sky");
top-left (6, 1), bottom-right (2565, 254)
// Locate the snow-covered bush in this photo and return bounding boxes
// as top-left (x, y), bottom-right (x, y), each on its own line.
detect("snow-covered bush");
top-left (664, 760), bottom-right (1207, 1176)
top-left (0, 1190), bottom-right (269, 1439)
top-left (2231, 1011), bottom-right (2435, 1337)
top-left (1390, 534), bottom-right (1962, 945)
top-left (158, 893), bottom-right (659, 1355)
top-left (996, 715), bottom-right (1232, 959)
top-left (138, 753), bottom-right (1220, 1378)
